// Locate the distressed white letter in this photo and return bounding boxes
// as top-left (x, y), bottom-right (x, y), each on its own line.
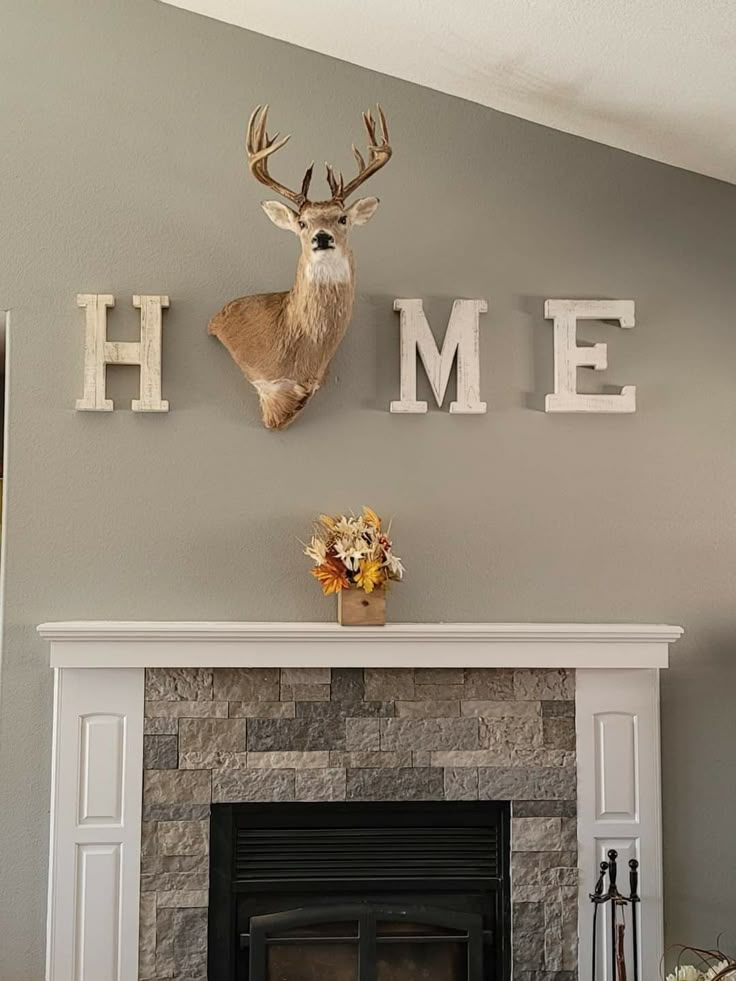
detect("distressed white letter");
top-left (390, 298), bottom-right (487, 414)
top-left (76, 293), bottom-right (170, 412)
top-left (545, 299), bottom-right (635, 413)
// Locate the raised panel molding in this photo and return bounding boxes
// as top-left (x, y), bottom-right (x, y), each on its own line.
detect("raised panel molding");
top-left (47, 668), bottom-right (143, 981)
top-left (74, 844), bottom-right (122, 981)
top-left (78, 714), bottom-right (125, 826)
top-left (595, 711), bottom-right (639, 821)
top-left (577, 669), bottom-right (663, 981)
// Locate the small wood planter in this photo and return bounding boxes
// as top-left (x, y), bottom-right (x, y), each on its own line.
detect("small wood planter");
top-left (337, 587), bottom-right (386, 626)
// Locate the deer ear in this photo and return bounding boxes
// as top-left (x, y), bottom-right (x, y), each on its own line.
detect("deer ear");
top-left (347, 197), bottom-right (380, 226)
top-left (261, 201), bottom-right (298, 232)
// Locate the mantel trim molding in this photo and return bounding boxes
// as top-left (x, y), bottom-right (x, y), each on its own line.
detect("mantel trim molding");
top-left (38, 621), bottom-right (682, 669)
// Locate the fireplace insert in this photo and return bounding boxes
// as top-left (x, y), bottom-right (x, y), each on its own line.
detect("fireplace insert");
top-left (208, 800), bottom-right (511, 981)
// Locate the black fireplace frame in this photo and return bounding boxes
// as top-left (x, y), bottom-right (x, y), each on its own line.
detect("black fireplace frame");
top-left (208, 800), bottom-right (511, 981)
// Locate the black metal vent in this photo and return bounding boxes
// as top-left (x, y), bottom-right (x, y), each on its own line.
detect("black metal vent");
top-left (234, 824), bottom-right (501, 882)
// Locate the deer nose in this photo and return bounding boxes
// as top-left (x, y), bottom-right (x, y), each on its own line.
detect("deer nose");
top-left (312, 231), bottom-right (334, 251)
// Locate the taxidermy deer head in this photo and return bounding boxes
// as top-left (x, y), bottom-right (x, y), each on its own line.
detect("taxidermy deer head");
top-left (208, 104), bottom-right (392, 430)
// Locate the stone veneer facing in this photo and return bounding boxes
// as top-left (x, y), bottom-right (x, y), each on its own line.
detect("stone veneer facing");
top-left (140, 667), bottom-right (578, 981)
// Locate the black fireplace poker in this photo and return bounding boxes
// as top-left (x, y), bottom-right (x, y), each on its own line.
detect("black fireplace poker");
top-left (589, 849), bottom-right (640, 981)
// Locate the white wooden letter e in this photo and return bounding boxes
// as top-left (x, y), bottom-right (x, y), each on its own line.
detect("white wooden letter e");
top-left (545, 299), bottom-right (636, 413)
top-left (390, 298), bottom-right (487, 414)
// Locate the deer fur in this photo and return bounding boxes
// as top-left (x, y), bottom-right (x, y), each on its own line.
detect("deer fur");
top-left (208, 105), bottom-right (392, 430)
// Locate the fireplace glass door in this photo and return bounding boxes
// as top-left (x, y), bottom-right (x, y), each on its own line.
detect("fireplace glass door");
top-left (248, 904), bottom-right (483, 981)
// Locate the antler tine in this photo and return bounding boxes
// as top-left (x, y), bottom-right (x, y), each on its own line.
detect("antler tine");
top-left (325, 163), bottom-right (343, 200)
top-left (337, 104), bottom-right (393, 202)
top-left (300, 163), bottom-right (314, 201)
top-left (245, 104), bottom-right (310, 208)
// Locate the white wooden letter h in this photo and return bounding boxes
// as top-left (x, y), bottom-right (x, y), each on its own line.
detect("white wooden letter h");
top-left (76, 293), bottom-right (170, 412)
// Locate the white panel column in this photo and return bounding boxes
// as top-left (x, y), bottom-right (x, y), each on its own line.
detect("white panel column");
top-left (576, 668), bottom-right (663, 981)
top-left (46, 668), bottom-right (144, 981)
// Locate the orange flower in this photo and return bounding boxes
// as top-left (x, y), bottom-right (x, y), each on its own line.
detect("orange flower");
top-left (311, 557), bottom-right (350, 595)
top-left (355, 559), bottom-right (384, 593)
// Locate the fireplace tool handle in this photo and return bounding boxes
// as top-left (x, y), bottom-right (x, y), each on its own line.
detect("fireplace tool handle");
top-left (629, 859), bottom-right (640, 981)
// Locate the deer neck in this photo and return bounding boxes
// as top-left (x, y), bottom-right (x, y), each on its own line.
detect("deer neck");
top-left (287, 251), bottom-right (355, 343)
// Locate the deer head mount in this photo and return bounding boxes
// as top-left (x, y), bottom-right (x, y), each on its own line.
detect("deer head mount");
top-left (209, 104), bottom-right (392, 430)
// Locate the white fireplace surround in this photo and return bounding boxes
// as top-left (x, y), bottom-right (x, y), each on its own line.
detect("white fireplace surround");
top-left (38, 621), bottom-right (683, 981)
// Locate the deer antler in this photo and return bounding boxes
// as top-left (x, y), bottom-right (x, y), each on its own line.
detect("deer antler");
top-left (326, 105), bottom-right (392, 203)
top-left (246, 105), bottom-right (314, 209)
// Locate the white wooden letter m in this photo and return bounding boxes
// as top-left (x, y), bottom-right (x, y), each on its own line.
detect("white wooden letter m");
top-left (76, 293), bottom-right (170, 412)
top-left (390, 299), bottom-right (487, 414)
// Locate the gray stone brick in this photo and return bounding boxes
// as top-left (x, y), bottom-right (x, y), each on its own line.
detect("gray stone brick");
top-left (513, 800), bottom-right (576, 818)
top-left (543, 717), bottom-right (576, 750)
top-left (146, 668), bottom-right (213, 702)
top-left (541, 700), bottom-right (575, 718)
top-left (346, 718), bottom-right (381, 751)
top-left (479, 717), bottom-right (544, 758)
top-left (212, 767), bottom-right (294, 802)
top-left (478, 766), bottom-right (576, 801)
top-left (155, 907), bottom-right (175, 977)
top-left (281, 667), bottom-right (331, 685)
top-left (462, 700), bottom-right (541, 719)
top-left (157, 820), bottom-right (209, 857)
top-left (415, 668), bottom-right (464, 685)
top-left (144, 769), bottom-right (211, 804)
top-left (144, 735), bottom-right (178, 770)
top-left (179, 751), bottom-right (248, 770)
top-left (544, 898), bottom-right (564, 971)
top-left (513, 817), bottom-right (562, 851)
top-left (414, 684), bottom-right (465, 700)
top-left (213, 667), bottom-right (279, 701)
top-left (172, 907), bottom-right (208, 977)
top-left (396, 700), bottom-right (460, 718)
top-left (178, 718), bottom-right (246, 754)
top-left (160, 853), bottom-right (209, 874)
top-left (283, 683), bottom-right (330, 701)
top-left (295, 768), bottom-right (346, 801)
top-left (146, 700), bottom-right (228, 719)
top-left (514, 670), bottom-right (575, 701)
top-left (248, 751), bottom-right (329, 769)
top-left (412, 750), bottom-right (432, 766)
top-left (444, 767), bottom-right (479, 800)
top-left (143, 803), bottom-right (210, 822)
top-left (157, 890), bottom-right (208, 908)
top-left (330, 668), bottom-right (364, 702)
top-left (364, 668), bottom-right (415, 700)
top-left (247, 717), bottom-right (346, 751)
top-left (511, 851), bottom-right (578, 886)
top-left (346, 767), bottom-right (444, 801)
top-left (463, 669), bottom-right (514, 699)
top-left (560, 818), bottom-right (577, 852)
top-left (141, 871), bottom-right (208, 893)
top-left (139, 892), bottom-right (157, 980)
top-left (513, 902), bottom-right (546, 971)
top-left (144, 718), bottom-right (179, 735)
top-left (229, 701), bottom-right (295, 719)
top-left (296, 700), bottom-right (395, 720)
top-left (329, 751), bottom-right (413, 768)
top-left (380, 718), bottom-right (479, 751)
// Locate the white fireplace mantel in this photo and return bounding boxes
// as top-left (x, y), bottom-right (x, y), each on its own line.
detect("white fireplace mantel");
top-left (39, 621), bottom-right (682, 981)
top-left (38, 620), bottom-right (682, 668)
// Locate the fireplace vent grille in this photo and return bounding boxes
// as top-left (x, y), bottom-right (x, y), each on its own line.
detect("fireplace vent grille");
top-left (234, 825), bottom-right (501, 882)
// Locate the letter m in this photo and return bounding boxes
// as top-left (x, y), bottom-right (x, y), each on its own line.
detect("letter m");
top-left (390, 299), bottom-right (487, 414)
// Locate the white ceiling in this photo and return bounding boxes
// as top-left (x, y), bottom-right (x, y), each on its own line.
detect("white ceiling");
top-left (161, 0), bottom-right (736, 185)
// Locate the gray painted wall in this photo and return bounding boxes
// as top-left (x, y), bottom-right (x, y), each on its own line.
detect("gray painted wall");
top-left (1, 0), bottom-right (735, 977)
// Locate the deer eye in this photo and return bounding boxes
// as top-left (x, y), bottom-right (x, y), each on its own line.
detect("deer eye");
top-left (298, 220), bottom-right (307, 229)
top-left (338, 215), bottom-right (348, 225)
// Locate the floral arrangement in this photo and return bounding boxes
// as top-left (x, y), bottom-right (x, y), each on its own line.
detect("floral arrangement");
top-left (304, 507), bottom-right (404, 595)
top-left (667, 948), bottom-right (736, 981)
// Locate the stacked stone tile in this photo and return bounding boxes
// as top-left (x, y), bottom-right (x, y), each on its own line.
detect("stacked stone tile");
top-left (140, 666), bottom-right (578, 981)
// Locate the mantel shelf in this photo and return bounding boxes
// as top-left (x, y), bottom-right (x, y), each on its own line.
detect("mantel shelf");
top-left (38, 621), bottom-right (682, 669)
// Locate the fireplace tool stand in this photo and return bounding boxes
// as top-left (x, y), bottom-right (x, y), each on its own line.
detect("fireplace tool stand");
top-left (590, 849), bottom-right (640, 981)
